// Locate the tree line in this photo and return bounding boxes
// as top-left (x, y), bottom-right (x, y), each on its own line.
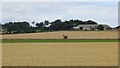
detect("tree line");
top-left (1, 19), bottom-right (117, 34)
top-left (2, 21), bottom-right (34, 34)
top-left (2, 19), bottom-right (98, 34)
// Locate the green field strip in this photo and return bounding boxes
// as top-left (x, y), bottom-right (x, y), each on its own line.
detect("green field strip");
top-left (2, 39), bottom-right (120, 43)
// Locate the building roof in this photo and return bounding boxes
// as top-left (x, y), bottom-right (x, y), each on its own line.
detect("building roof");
top-left (73, 24), bottom-right (111, 29)
top-left (76, 24), bottom-right (110, 27)
top-left (99, 24), bottom-right (111, 28)
top-left (76, 24), bottom-right (98, 28)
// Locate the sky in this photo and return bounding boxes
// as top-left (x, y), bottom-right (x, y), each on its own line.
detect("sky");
top-left (2, 0), bottom-right (119, 2)
top-left (2, 2), bottom-right (118, 27)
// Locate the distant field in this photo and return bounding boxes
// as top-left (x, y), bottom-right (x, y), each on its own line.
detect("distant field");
top-left (2, 42), bottom-right (118, 66)
top-left (1, 31), bottom-right (118, 39)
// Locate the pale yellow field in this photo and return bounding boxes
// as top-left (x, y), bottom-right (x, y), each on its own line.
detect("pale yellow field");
top-left (0, 35), bottom-right (2, 67)
top-left (2, 42), bottom-right (118, 66)
top-left (0, 42), bottom-right (2, 67)
top-left (2, 31), bottom-right (118, 39)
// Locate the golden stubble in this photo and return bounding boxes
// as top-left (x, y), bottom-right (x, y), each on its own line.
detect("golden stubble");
top-left (2, 31), bottom-right (118, 39)
top-left (0, 35), bottom-right (2, 67)
top-left (2, 42), bottom-right (118, 66)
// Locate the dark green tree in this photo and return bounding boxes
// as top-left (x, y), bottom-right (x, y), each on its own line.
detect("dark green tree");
top-left (116, 25), bottom-right (120, 29)
top-left (44, 20), bottom-right (49, 25)
top-left (84, 20), bottom-right (97, 24)
top-left (97, 25), bottom-right (104, 30)
top-left (3, 21), bottom-right (32, 34)
top-left (36, 22), bottom-right (44, 29)
top-left (3, 19), bottom-right (99, 33)
top-left (32, 21), bottom-right (35, 27)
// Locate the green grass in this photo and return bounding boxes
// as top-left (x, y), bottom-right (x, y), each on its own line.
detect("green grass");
top-left (2, 39), bottom-right (120, 43)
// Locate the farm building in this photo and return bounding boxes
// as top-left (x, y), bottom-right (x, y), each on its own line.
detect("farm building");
top-left (73, 24), bottom-right (111, 30)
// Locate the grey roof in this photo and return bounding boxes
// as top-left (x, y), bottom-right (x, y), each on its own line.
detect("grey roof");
top-left (76, 24), bottom-right (98, 28)
top-left (99, 24), bottom-right (111, 28)
top-left (74, 24), bottom-right (111, 29)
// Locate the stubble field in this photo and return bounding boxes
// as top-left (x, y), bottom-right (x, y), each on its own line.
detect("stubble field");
top-left (2, 31), bottom-right (118, 39)
top-left (2, 42), bottom-right (118, 66)
top-left (2, 31), bottom-right (119, 66)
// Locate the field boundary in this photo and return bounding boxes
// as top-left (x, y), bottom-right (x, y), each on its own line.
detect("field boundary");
top-left (1, 66), bottom-right (119, 68)
top-left (2, 39), bottom-right (120, 43)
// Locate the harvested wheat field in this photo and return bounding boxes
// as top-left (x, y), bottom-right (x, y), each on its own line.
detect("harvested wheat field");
top-left (2, 31), bottom-right (118, 39)
top-left (2, 42), bottom-right (118, 66)
top-left (0, 35), bottom-right (2, 67)
top-left (0, 42), bottom-right (2, 67)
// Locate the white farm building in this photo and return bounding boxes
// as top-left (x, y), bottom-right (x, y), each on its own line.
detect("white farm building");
top-left (73, 24), bottom-right (111, 30)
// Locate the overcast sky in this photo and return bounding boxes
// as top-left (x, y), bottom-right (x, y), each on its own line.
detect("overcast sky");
top-left (2, 2), bottom-right (118, 27)
top-left (2, 0), bottom-right (119, 2)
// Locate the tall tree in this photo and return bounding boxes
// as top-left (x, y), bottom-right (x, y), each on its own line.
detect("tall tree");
top-left (32, 21), bottom-right (35, 27)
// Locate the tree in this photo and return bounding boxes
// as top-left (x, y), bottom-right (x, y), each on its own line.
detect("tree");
top-left (51, 19), bottom-right (62, 24)
top-left (3, 21), bottom-right (32, 34)
top-left (116, 25), bottom-right (120, 29)
top-left (73, 19), bottom-right (84, 25)
top-left (84, 20), bottom-right (97, 24)
top-left (50, 19), bottom-right (63, 30)
top-left (3, 19), bottom-right (99, 33)
top-left (36, 22), bottom-right (44, 29)
top-left (97, 25), bottom-right (104, 30)
top-left (21, 21), bottom-right (32, 33)
top-left (44, 20), bottom-right (49, 25)
top-left (32, 21), bottom-right (35, 27)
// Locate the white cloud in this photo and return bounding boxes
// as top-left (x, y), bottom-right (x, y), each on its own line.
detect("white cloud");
top-left (2, 2), bottom-right (118, 27)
